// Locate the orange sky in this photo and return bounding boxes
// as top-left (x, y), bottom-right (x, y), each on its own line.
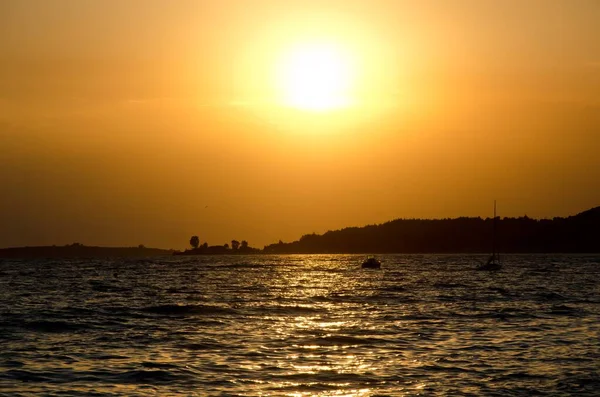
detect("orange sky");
top-left (1, 0), bottom-right (599, 249)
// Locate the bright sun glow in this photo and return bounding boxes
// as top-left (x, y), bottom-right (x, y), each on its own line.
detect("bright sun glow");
top-left (276, 42), bottom-right (355, 112)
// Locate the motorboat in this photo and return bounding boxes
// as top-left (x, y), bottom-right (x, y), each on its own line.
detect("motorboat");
top-left (361, 256), bottom-right (381, 269)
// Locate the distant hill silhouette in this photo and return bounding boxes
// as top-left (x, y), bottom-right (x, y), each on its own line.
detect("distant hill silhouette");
top-left (263, 207), bottom-right (600, 254)
top-left (3, 207), bottom-right (599, 257)
top-left (0, 243), bottom-right (173, 258)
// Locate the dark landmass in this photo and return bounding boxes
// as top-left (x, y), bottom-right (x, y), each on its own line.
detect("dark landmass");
top-left (3, 207), bottom-right (599, 257)
top-left (174, 245), bottom-right (261, 256)
top-left (0, 243), bottom-right (173, 259)
top-left (263, 206), bottom-right (600, 254)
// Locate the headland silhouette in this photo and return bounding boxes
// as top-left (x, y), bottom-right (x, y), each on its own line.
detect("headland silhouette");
top-left (261, 206), bottom-right (599, 254)
top-left (1, 206), bottom-right (598, 258)
top-left (0, 243), bottom-right (172, 259)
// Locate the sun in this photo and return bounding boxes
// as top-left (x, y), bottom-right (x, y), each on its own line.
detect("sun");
top-left (276, 42), bottom-right (355, 112)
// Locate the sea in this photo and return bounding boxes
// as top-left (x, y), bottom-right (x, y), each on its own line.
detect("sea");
top-left (1, 254), bottom-right (599, 396)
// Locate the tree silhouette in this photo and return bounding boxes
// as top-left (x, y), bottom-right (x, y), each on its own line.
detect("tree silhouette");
top-left (231, 240), bottom-right (240, 250)
top-left (190, 235), bottom-right (200, 249)
top-left (241, 240), bottom-right (248, 249)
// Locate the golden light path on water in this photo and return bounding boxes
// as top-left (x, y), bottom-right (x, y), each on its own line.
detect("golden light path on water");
top-left (245, 256), bottom-right (430, 396)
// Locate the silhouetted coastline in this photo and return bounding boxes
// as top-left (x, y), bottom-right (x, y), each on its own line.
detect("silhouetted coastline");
top-left (2, 207), bottom-right (599, 258)
top-left (262, 206), bottom-right (600, 254)
top-left (0, 243), bottom-right (172, 259)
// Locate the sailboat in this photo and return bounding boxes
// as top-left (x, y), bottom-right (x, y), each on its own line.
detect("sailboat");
top-left (477, 200), bottom-right (502, 271)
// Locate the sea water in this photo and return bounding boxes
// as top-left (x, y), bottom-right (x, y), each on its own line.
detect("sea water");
top-left (1, 254), bottom-right (599, 396)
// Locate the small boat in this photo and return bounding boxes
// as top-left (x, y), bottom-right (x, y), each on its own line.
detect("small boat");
top-left (477, 200), bottom-right (502, 271)
top-left (477, 254), bottom-right (501, 271)
top-left (361, 256), bottom-right (381, 269)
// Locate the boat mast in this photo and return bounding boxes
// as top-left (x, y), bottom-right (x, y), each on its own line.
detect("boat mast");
top-left (493, 200), bottom-right (497, 259)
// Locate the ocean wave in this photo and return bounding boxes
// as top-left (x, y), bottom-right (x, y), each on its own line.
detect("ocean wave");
top-left (249, 305), bottom-right (327, 316)
top-left (273, 372), bottom-right (379, 384)
top-left (20, 320), bottom-right (92, 333)
top-left (178, 341), bottom-right (226, 351)
top-left (165, 287), bottom-right (204, 295)
top-left (1, 369), bottom-right (50, 382)
top-left (556, 372), bottom-right (600, 394)
top-left (270, 381), bottom-right (362, 393)
top-left (140, 361), bottom-right (180, 370)
top-left (471, 308), bottom-right (538, 320)
top-left (550, 304), bottom-right (583, 316)
top-left (89, 280), bottom-right (130, 293)
top-left (295, 335), bottom-right (386, 347)
top-left (2, 368), bottom-right (195, 385)
top-left (213, 262), bottom-right (275, 269)
top-left (433, 282), bottom-right (468, 289)
top-left (139, 304), bottom-right (237, 316)
top-left (118, 369), bottom-right (190, 384)
top-left (381, 285), bottom-right (407, 292)
top-left (536, 291), bottom-right (567, 301)
top-left (1, 360), bottom-right (25, 368)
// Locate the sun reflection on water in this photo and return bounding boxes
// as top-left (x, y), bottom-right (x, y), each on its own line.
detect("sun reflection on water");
top-left (257, 264), bottom-right (389, 396)
top-left (286, 388), bottom-right (372, 397)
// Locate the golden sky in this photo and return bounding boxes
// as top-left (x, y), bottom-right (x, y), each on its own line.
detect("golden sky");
top-left (1, 0), bottom-right (599, 249)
